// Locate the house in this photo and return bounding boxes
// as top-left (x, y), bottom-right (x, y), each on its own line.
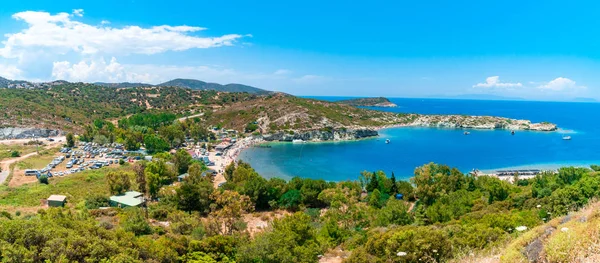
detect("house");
top-left (109, 191), bottom-right (144, 208)
top-left (48, 195), bottom-right (67, 207)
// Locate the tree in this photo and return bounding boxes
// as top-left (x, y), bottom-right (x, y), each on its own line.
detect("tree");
top-left (173, 149), bottom-right (192, 175)
top-left (366, 171), bottom-right (380, 193)
top-left (237, 212), bottom-right (322, 263)
top-left (146, 171), bottom-right (161, 200)
top-left (390, 172), bottom-right (398, 195)
top-left (120, 208), bottom-right (152, 236)
top-left (177, 171), bottom-right (214, 214)
top-left (279, 189), bottom-right (302, 211)
top-left (133, 161), bottom-right (147, 195)
top-left (368, 189), bottom-right (382, 208)
top-left (38, 175), bottom-right (49, 184)
top-left (411, 163), bottom-right (468, 205)
top-left (375, 199), bottom-right (413, 226)
top-left (224, 161), bottom-right (236, 182)
top-left (107, 171), bottom-right (132, 195)
top-left (66, 133), bottom-right (75, 147)
top-left (210, 190), bottom-right (254, 235)
top-left (144, 134), bottom-right (170, 154)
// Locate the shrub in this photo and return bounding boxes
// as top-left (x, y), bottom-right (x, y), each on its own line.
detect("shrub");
top-left (38, 175), bottom-right (49, 184)
top-left (10, 150), bottom-right (20, 157)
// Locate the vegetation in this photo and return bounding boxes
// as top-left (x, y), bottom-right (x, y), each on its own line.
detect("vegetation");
top-left (3, 158), bottom-right (600, 262)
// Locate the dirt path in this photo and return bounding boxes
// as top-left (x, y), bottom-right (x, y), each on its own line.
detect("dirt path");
top-left (0, 138), bottom-right (64, 184)
top-left (0, 152), bottom-right (40, 184)
top-left (178, 113), bottom-right (204, 122)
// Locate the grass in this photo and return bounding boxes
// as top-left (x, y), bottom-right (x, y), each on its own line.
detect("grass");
top-left (15, 148), bottom-right (60, 170)
top-left (0, 144), bottom-right (39, 161)
top-left (0, 166), bottom-right (128, 208)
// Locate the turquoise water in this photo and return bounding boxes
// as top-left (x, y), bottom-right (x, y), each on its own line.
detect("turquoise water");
top-left (239, 98), bottom-right (600, 181)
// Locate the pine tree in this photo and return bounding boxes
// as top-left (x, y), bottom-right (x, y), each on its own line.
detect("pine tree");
top-left (367, 171), bottom-right (379, 193)
top-left (390, 172), bottom-right (398, 195)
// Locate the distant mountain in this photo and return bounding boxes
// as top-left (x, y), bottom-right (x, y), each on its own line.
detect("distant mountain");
top-left (435, 94), bottom-right (525, 101)
top-left (0, 76), bottom-right (272, 95)
top-left (158, 78), bottom-right (272, 95)
top-left (0, 77), bottom-right (9, 87)
top-left (94, 82), bottom-right (152, 88)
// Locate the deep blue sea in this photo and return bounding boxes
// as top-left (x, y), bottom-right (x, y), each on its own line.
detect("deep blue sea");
top-left (238, 97), bottom-right (600, 181)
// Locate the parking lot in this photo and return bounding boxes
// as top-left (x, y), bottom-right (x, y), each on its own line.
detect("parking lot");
top-left (24, 142), bottom-right (134, 179)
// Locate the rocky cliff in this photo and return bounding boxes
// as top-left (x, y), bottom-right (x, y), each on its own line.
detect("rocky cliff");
top-left (397, 114), bottom-right (558, 131)
top-left (0, 128), bottom-right (62, 140)
top-left (262, 129), bottom-right (378, 142)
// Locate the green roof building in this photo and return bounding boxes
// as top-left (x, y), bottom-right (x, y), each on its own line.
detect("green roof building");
top-left (110, 191), bottom-right (144, 208)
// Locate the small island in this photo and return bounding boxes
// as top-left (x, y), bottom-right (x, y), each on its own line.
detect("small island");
top-left (337, 97), bottom-right (398, 107)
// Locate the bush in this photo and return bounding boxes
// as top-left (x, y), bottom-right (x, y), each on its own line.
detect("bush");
top-left (119, 159), bottom-right (125, 165)
top-left (38, 175), bottom-right (49, 184)
top-left (85, 195), bottom-right (110, 209)
top-left (10, 150), bottom-right (20, 157)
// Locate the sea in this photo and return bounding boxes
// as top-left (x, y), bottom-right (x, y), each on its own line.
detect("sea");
top-left (238, 97), bottom-right (600, 181)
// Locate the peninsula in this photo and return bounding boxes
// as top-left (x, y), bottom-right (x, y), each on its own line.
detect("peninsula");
top-left (337, 97), bottom-right (398, 107)
top-left (0, 82), bottom-right (557, 141)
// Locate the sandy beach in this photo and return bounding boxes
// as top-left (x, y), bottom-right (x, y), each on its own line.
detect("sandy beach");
top-left (209, 136), bottom-right (263, 188)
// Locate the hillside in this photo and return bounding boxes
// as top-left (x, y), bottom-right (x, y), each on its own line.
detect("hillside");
top-left (94, 82), bottom-right (152, 88)
top-left (337, 97), bottom-right (397, 107)
top-left (158, 78), bottom-right (272, 95)
top-left (0, 83), bottom-right (257, 131)
top-left (206, 94), bottom-right (402, 132)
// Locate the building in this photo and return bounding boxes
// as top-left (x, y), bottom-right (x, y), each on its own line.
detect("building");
top-left (109, 191), bottom-right (144, 208)
top-left (47, 195), bottom-right (67, 207)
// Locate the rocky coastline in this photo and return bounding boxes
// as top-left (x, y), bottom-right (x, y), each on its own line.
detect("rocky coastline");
top-left (0, 127), bottom-right (62, 140)
top-left (262, 128), bottom-right (378, 142)
top-left (258, 115), bottom-right (557, 143)
top-left (393, 114), bottom-right (558, 132)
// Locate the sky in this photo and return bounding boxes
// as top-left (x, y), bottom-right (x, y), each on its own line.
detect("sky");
top-left (0, 0), bottom-right (600, 101)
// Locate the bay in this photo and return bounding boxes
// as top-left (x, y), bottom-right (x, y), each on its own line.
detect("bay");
top-left (238, 97), bottom-right (600, 181)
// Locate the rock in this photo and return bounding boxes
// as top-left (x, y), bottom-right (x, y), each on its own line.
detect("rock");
top-left (262, 129), bottom-right (378, 142)
top-left (0, 127), bottom-right (62, 140)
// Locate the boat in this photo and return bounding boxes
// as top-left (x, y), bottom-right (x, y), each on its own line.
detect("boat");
top-left (511, 130), bottom-right (515, 135)
top-left (385, 139), bottom-right (390, 144)
top-left (464, 131), bottom-right (470, 135)
top-left (292, 139), bottom-right (305, 143)
top-left (562, 136), bottom-right (571, 140)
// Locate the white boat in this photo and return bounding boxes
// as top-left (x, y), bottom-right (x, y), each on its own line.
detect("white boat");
top-left (385, 139), bottom-right (390, 144)
top-left (562, 136), bottom-right (571, 140)
top-left (292, 139), bottom-right (304, 143)
top-left (464, 131), bottom-right (470, 135)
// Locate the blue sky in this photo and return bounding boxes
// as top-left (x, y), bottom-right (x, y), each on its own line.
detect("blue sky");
top-left (0, 0), bottom-right (599, 100)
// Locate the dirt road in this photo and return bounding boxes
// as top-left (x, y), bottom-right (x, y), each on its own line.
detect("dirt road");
top-left (0, 137), bottom-right (65, 184)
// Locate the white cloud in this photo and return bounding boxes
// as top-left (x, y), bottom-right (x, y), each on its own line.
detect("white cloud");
top-left (0, 10), bottom-right (246, 59)
top-left (473, 76), bottom-right (522, 88)
top-left (537, 77), bottom-right (586, 91)
top-left (52, 57), bottom-right (153, 83)
top-left (100, 20), bottom-right (110, 25)
top-left (0, 63), bottom-right (22, 79)
top-left (72, 9), bottom-right (84, 17)
top-left (51, 57), bottom-right (297, 85)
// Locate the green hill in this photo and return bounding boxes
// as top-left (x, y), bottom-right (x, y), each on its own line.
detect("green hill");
top-left (158, 78), bottom-right (272, 94)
